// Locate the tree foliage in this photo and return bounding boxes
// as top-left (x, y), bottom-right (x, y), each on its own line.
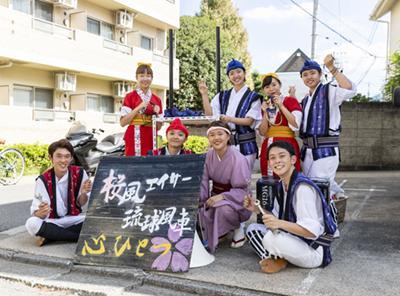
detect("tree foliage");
top-left (382, 48), bottom-right (400, 102)
top-left (199, 0), bottom-right (253, 89)
top-left (252, 70), bottom-right (263, 96)
top-left (347, 93), bottom-right (374, 102)
top-left (173, 16), bottom-right (236, 110)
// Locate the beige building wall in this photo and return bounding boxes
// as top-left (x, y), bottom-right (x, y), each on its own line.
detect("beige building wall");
top-left (390, 1), bottom-right (400, 53)
top-left (0, 0), bottom-right (179, 145)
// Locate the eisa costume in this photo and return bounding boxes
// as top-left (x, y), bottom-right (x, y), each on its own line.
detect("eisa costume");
top-left (246, 170), bottom-right (337, 268)
top-left (148, 146), bottom-right (193, 156)
top-left (199, 146), bottom-right (252, 254)
top-left (25, 166), bottom-right (89, 244)
top-left (299, 60), bottom-right (356, 195)
top-left (259, 95), bottom-right (302, 176)
top-left (121, 88), bottom-right (163, 156)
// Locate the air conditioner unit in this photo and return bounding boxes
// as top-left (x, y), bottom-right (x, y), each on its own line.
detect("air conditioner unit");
top-left (54, 0), bottom-right (77, 9)
top-left (116, 11), bottom-right (133, 29)
top-left (55, 73), bottom-right (77, 92)
top-left (113, 82), bottom-right (135, 98)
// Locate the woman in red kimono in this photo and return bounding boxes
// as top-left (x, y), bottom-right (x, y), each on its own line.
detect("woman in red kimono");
top-left (258, 73), bottom-right (302, 176)
top-left (120, 63), bottom-right (163, 156)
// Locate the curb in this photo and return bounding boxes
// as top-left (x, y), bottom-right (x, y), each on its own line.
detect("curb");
top-left (0, 248), bottom-right (279, 296)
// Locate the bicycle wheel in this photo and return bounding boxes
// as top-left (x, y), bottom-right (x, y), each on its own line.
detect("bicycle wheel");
top-left (0, 148), bottom-right (26, 185)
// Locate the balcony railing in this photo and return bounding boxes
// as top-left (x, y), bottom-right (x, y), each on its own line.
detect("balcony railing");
top-left (33, 108), bottom-right (76, 122)
top-left (152, 53), bottom-right (169, 64)
top-left (103, 39), bottom-right (132, 55)
top-left (33, 18), bottom-right (75, 40)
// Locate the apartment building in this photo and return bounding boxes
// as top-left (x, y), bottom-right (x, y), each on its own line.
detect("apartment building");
top-left (0, 0), bottom-right (180, 144)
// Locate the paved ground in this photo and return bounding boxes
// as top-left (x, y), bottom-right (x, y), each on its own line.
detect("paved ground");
top-left (1, 169), bottom-right (399, 295)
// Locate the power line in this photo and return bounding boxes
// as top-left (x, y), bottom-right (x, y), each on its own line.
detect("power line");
top-left (288, 0), bottom-right (377, 58)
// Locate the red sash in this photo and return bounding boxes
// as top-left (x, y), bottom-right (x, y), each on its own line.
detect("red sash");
top-left (38, 166), bottom-right (83, 218)
top-left (212, 181), bottom-right (232, 195)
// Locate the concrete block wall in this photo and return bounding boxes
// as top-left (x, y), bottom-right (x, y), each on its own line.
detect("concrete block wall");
top-left (185, 101), bottom-right (400, 171)
top-left (339, 102), bottom-right (400, 170)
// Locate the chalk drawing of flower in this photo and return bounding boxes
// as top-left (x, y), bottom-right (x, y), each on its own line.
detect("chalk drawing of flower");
top-left (150, 223), bottom-right (193, 272)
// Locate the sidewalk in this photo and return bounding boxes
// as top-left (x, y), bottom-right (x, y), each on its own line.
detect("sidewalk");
top-left (0, 170), bottom-right (399, 295)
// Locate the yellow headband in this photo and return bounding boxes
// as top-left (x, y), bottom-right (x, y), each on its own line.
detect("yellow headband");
top-left (138, 62), bottom-right (152, 67)
top-left (261, 73), bottom-right (280, 83)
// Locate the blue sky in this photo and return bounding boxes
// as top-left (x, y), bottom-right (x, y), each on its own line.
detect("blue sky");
top-left (180, 0), bottom-right (390, 97)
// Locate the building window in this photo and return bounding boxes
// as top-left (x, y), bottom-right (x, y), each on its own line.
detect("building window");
top-left (87, 17), bottom-right (115, 41)
top-left (13, 85), bottom-right (53, 109)
top-left (12, 0), bottom-right (32, 14)
top-left (141, 35), bottom-right (152, 51)
top-left (35, 0), bottom-right (53, 22)
top-left (13, 85), bottom-right (32, 107)
top-left (102, 96), bottom-right (114, 113)
top-left (12, 0), bottom-right (53, 22)
top-left (87, 94), bottom-right (114, 113)
top-left (35, 88), bottom-right (53, 109)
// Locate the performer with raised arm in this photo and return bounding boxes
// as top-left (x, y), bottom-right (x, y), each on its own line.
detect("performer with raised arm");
top-left (199, 121), bottom-right (252, 253)
top-left (199, 59), bottom-right (263, 171)
top-left (299, 54), bottom-right (356, 198)
top-left (244, 140), bottom-right (336, 273)
top-left (120, 63), bottom-right (163, 156)
top-left (258, 73), bottom-right (302, 176)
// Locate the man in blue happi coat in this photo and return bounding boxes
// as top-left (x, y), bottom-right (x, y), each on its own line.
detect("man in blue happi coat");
top-left (299, 54), bottom-right (356, 199)
top-left (244, 140), bottom-right (337, 274)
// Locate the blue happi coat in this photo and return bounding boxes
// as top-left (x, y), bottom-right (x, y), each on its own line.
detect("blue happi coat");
top-left (219, 88), bottom-right (262, 156)
top-left (300, 83), bottom-right (341, 160)
top-left (277, 169), bottom-right (337, 267)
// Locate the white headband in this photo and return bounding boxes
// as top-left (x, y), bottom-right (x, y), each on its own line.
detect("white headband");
top-left (206, 126), bottom-right (231, 136)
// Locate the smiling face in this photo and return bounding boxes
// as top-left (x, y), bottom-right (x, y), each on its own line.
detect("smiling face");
top-left (262, 77), bottom-right (282, 97)
top-left (301, 69), bottom-right (322, 91)
top-left (228, 68), bottom-right (246, 87)
top-left (267, 146), bottom-right (296, 178)
top-left (48, 148), bottom-right (72, 179)
top-left (166, 129), bottom-right (187, 150)
top-left (208, 128), bottom-right (230, 151)
top-left (136, 70), bottom-right (153, 91)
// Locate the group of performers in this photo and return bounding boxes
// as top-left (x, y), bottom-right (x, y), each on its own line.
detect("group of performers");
top-left (26, 54), bottom-right (356, 274)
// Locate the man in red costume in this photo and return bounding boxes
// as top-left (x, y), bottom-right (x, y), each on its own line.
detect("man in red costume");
top-left (25, 139), bottom-right (92, 246)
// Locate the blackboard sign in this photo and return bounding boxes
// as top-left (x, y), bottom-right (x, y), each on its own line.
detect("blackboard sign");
top-left (73, 154), bottom-right (206, 273)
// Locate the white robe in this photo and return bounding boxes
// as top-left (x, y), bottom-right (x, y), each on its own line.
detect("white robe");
top-left (26, 168), bottom-right (90, 236)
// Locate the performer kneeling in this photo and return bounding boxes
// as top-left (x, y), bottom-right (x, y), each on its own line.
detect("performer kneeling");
top-left (244, 140), bottom-right (336, 273)
top-left (148, 118), bottom-right (194, 155)
top-left (25, 139), bottom-right (92, 246)
top-left (199, 121), bottom-right (252, 254)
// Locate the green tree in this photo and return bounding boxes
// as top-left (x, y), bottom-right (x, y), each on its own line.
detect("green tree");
top-left (200, 0), bottom-right (253, 89)
top-left (347, 93), bottom-right (373, 102)
top-left (383, 48), bottom-right (400, 102)
top-left (173, 16), bottom-right (236, 110)
top-left (252, 70), bottom-right (263, 96)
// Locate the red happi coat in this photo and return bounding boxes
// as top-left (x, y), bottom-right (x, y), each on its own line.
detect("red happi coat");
top-left (38, 166), bottom-right (83, 218)
top-left (122, 90), bottom-right (163, 156)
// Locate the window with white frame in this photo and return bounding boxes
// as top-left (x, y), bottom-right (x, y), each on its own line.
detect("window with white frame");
top-left (12, 0), bottom-right (53, 22)
top-left (87, 94), bottom-right (114, 113)
top-left (87, 17), bottom-right (115, 41)
top-left (13, 85), bottom-right (53, 109)
top-left (140, 35), bottom-right (152, 51)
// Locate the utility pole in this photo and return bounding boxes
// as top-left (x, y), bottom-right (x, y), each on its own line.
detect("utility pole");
top-left (311, 0), bottom-right (318, 61)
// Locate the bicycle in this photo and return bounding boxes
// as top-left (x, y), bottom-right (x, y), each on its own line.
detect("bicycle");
top-left (0, 147), bottom-right (26, 185)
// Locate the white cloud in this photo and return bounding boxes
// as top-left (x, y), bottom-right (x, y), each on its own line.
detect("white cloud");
top-left (243, 2), bottom-right (314, 23)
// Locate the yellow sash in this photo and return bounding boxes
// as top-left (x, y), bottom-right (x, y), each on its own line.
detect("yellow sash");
top-left (266, 126), bottom-right (295, 138)
top-left (129, 114), bottom-right (152, 127)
